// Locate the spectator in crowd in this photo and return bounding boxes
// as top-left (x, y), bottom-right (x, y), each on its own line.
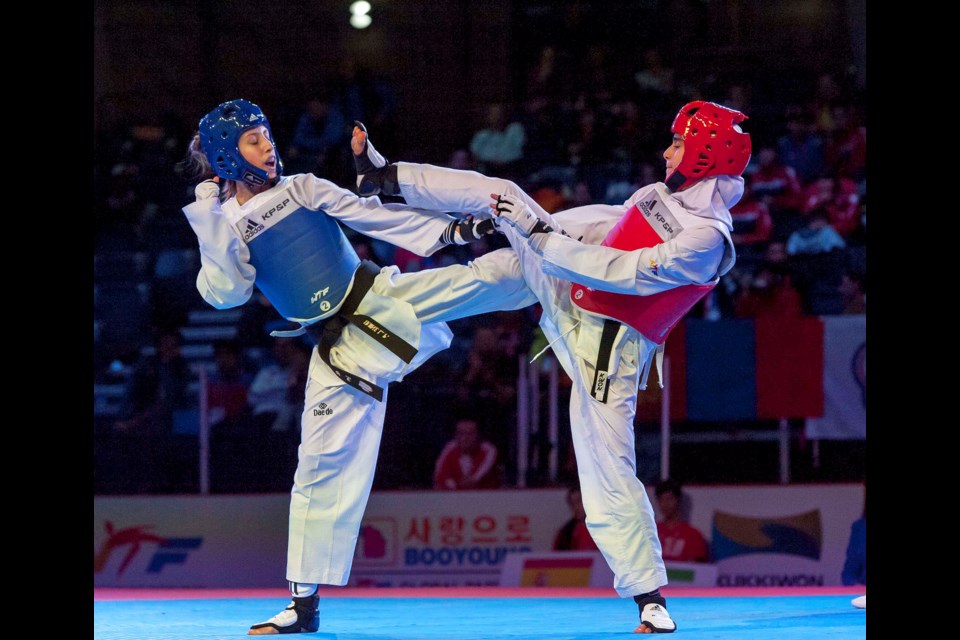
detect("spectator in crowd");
top-left (469, 102), bottom-right (526, 175)
top-left (391, 245), bottom-right (426, 273)
top-left (842, 493), bottom-right (866, 609)
top-left (96, 161), bottom-right (144, 251)
top-left (115, 329), bottom-right (191, 435)
top-left (553, 484), bottom-right (599, 551)
top-left (777, 107), bottom-right (825, 185)
top-left (113, 329), bottom-right (192, 493)
top-left (733, 241), bottom-right (804, 319)
top-left (729, 181), bottom-right (773, 248)
top-left (654, 479), bottom-right (709, 563)
top-left (749, 145), bottom-right (803, 214)
top-left (823, 103), bottom-right (866, 183)
top-left (633, 48), bottom-right (675, 100)
top-left (840, 501), bottom-right (867, 586)
top-left (286, 93), bottom-right (348, 176)
top-left (839, 271), bottom-right (866, 315)
top-left (526, 46), bottom-right (565, 101)
top-left (247, 336), bottom-right (311, 433)
top-left (336, 59), bottom-right (398, 147)
top-left (206, 339), bottom-right (254, 428)
top-left (786, 208), bottom-right (846, 256)
top-left (350, 236), bottom-right (377, 263)
top-left (432, 417), bottom-right (501, 490)
top-left (566, 107), bottom-right (612, 171)
top-left (785, 208), bottom-right (847, 314)
top-left (519, 95), bottom-right (567, 171)
top-left (842, 512), bottom-right (866, 586)
top-left (456, 323), bottom-right (519, 426)
top-left (800, 175), bottom-right (861, 238)
top-left (529, 178), bottom-right (569, 215)
top-left (811, 73), bottom-right (843, 136)
top-left (722, 83), bottom-right (752, 117)
top-left (733, 264), bottom-right (804, 319)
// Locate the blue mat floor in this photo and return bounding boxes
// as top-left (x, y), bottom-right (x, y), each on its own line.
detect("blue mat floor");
top-left (94, 594), bottom-right (866, 640)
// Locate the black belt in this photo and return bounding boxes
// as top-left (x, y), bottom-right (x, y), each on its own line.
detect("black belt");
top-left (305, 260), bottom-right (418, 402)
top-left (590, 319), bottom-right (622, 403)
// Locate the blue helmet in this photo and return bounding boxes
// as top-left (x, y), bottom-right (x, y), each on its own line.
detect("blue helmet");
top-left (198, 99), bottom-right (283, 187)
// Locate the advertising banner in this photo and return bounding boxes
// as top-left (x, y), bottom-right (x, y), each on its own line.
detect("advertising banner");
top-left (94, 484), bottom-right (864, 588)
top-left (681, 484), bottom-right (864, 587)
top-left (347, 489), bottom-right (567, 587)
top-left (94, 490), bottom-right (570, 588)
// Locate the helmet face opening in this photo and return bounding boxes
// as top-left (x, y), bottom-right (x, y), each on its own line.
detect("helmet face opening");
top-left (198, 98), bottom-right (283, 188)
top-left (666, 100), bottom-right (751, 191)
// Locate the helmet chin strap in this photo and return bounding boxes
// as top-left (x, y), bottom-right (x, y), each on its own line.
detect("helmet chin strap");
top-left (241, 174), bottom-right (266, 190)
top-left (665, 170), bottom-right (687, 192)
top-left (240, 169), bottom-right (281, 191)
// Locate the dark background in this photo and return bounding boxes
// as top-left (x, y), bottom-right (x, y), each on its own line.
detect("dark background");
top-left (94, 0), bottom-right (865, 160)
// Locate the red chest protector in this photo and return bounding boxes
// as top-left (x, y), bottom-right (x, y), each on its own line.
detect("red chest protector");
top-left (570, 199), bottom-right (715, 344)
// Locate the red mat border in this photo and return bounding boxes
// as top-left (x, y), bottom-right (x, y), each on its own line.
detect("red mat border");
top-left (94, 586), bottom-right (865, 601)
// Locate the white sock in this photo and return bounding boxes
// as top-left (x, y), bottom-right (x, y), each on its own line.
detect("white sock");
top-left (289, 582), bottom-right (318, 598)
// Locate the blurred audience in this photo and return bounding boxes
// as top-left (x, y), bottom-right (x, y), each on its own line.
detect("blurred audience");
top-left (750, 145), bottom-right (804, 214)
top-left (777, 107), bottom-right (825, 185)
top-left (115, 330), bottom-right (190, 435)
top-left (840, 272), bottom-right (867, 315)
top-left (286, 92), bottom-right (348, 177)
top-left (247, 338), bottom-right (311, 433)
top-left (733, 261), bottom-right (804, 320)
top-left (842, 510), bottom-right (866, 586)
top-left (112, 329), bottom-right (192, 493)
top-left (206, 339), bottom-right (254, 428)
top-left (654, 479), bottom-right (709, 563)
top-left (552, 484), bottom-right (599, 551)
top-left (729, 182), bottom-right (773, 247)
top-left (786, 208), bottom-right (846, 256)
top-left (433, 417), bottom-right (501, 490)
top-left (823, 104), bottom-right (866, 183)
top-left (469, 102), bottom-right (526, 176)
top-left (800, 175), bottom-right (861, 238)
top-left (457, 322), bottom-right (520, 422)
top-left (95, 38), bottom-right (865, 494)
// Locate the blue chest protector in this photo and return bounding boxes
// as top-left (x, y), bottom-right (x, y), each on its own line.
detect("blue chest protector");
top-left (236, 190), bottom-right (360, 323)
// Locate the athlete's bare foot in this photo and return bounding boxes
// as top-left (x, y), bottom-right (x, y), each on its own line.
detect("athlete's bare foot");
top-left (350, 121), bottom-right (395, 196)
top-left (351, 123), bottom-right (367, 157)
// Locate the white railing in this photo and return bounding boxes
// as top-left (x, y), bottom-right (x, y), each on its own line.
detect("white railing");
top-left (515, 355), bottom-right (560, 486)
top-left (515, 355), bottom-right (794, 486)
top-left (198, 367), bottom-right (210, 494)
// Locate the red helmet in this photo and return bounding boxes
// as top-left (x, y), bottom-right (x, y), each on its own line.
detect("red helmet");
top-left (666, 100), bottom-right (752, 192)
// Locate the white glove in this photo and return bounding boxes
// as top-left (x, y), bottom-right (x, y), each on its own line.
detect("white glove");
top-left (493, 193), bottom-right (541, 237)
top-left (195, 179), bottom-right (220, 201)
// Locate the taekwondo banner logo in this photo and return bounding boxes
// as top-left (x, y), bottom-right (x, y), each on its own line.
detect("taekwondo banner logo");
top-left (94, 521), bottom-right (203, 576)
top-left (710, 510), bottom-right (822, 561)
top-left (353, 517), bottom-right (397, 565)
